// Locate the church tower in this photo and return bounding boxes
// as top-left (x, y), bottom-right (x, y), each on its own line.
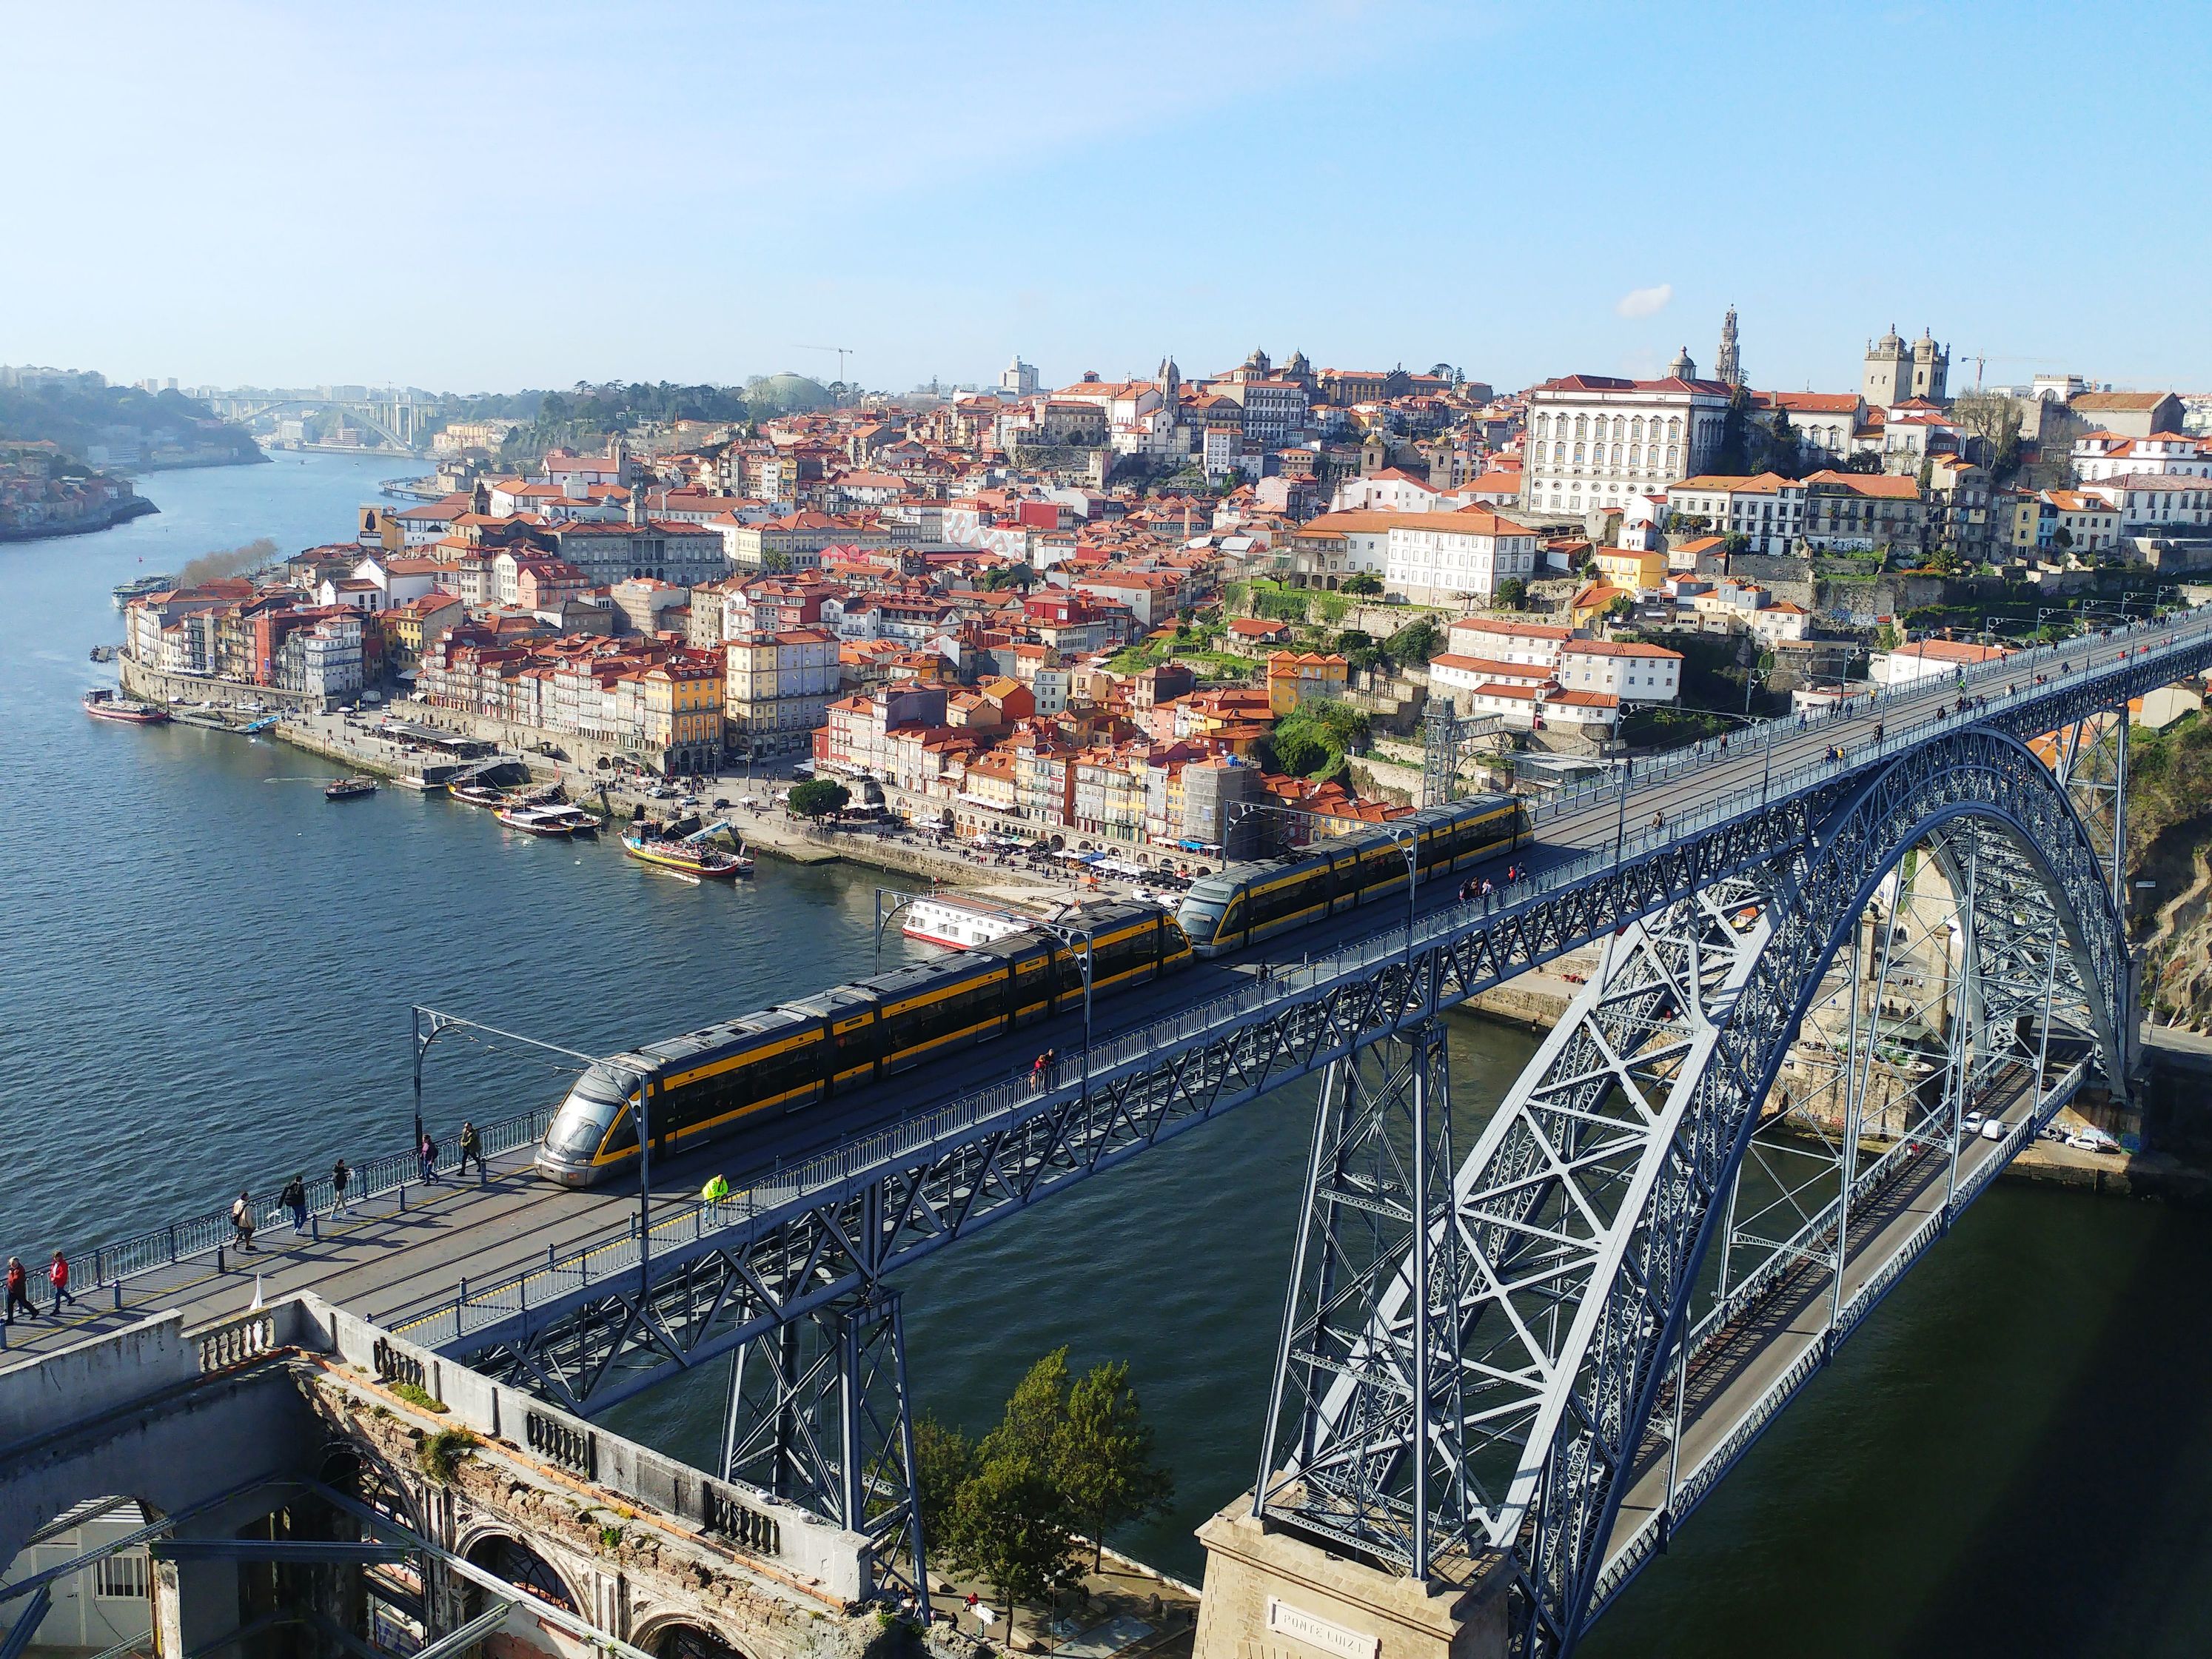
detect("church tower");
top-left (1911, 329), bottom-right (1949, 402)
top-left (1863, 326), bottom-right (1910, 406)
top-left (1666, 346), bottom-right (1697, 381)
top-left (1715, 306), bottom-right (1742, 388)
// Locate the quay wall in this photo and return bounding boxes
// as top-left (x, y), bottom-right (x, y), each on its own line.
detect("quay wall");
top-left (119, 654), bottom-right (326, 714)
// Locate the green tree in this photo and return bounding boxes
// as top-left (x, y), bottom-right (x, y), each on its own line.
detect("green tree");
top-left (1055, 1361), bottom-right (1175, 1571)
top-left (759, 551), bottom-right (794, 574)
top-left (1341, 572), bottom-right (1382, 596)
top-left (788, 779), bottom-right (850, 818)
top-left (913, 1415), bottom-right (976, 1547)
top-left (1387, 616), bottom-right (1442, 666)
top-left (1874, 620), bottom-right (1901, 651)
top-left (943, 1452), bottom-right (1083, 1623)
top-left (1494, 577), bottom-right (1526, 611)
top-left (1603, 594), bottom-right (1637, 622)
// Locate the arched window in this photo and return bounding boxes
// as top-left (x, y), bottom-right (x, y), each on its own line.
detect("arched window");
top-left (1575, 415), bottom-right (1588, 439)
top-left (1667, 418), bottom-right (1682, 442)
top-left (1666, 445), bottom-right (1679, 466)
top-left (1573, 443), bottom-right (1585, 463)
top-left (1631, 417), bottom-right (1646, 440)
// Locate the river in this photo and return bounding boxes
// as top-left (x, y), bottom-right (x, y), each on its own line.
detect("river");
top-left (3, 453), bottom-right (2208, 1655)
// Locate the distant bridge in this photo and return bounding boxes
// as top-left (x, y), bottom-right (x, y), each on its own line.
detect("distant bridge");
top-left (212, 395), bottom-right (428, 454)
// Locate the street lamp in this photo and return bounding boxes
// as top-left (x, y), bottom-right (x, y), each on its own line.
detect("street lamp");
top-left (1037, 919), bottom-right (1096, 1097)
top-left (1683, 704), bottom-right (1779, 808)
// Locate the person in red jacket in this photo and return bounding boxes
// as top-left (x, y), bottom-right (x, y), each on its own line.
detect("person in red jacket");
top-left (47, 1250), bottom-right (76, 1314)
top-left (3, 1257), bottom-right (32, 1324)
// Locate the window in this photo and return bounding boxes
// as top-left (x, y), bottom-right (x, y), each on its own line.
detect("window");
top-left (97, 1554), bottom-right (150, 1599)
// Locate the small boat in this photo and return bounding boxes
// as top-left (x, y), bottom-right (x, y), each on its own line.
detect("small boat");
top-left (240, 716), bottom-right (280, 735)
top-left (449, 782), bottom-right (508, 808)
top-left (112, 574), bottom-right (175, 607)
top-left (82, 688), bottom-right (170, 725)
top-left (389, 774), bottom-right (446, 794)
top-left (622, 823), bottom-right (751, 878)
top-left (325, 777), bottom-right (378, 800)
top-left (901, 895), bottom-right (1033, 950)
top-left (495, 804), bottom-right (602, 837)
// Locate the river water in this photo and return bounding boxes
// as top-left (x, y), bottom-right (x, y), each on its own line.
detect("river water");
top-left (4, 454), bottom-right (2209, 1655)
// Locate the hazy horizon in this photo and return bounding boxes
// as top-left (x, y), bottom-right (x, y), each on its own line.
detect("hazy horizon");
top-left (9, 0), bottom-right (2212, 397)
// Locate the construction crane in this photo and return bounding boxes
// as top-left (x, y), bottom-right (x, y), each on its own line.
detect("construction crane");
top-left (797, 344), bottom-right (856, 385)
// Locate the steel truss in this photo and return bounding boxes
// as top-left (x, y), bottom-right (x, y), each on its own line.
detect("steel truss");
top-left (1259, 729), bottom-right (2125, 1658)
top-left (443, 645), bottom-right (2170, 1615)
top-left (719, 1286), bottom-right (926, 1603)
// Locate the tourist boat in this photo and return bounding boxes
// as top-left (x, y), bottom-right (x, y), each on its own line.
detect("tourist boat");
top-left (82, 688), bottom-right (170, 725)
top-left (495, 804), bottom-right (602, 837)
top-left (449, 782), bottom-right (508, 808)
top-left (900, 895), bottom-right (1034, 950)
top-left (325, 777), bottom-right (378, 800)
top-left (621, 826), bottom-right (751, 879)
top-left (111, 574), bottom-right (175, 607)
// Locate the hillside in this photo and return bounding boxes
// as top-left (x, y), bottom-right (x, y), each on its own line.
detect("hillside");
top-left (0, 381), bottom-right (261, 470)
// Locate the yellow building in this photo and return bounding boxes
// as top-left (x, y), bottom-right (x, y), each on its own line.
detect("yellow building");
top-left (1592, 546), bottom-right (1666, 593)
top-left (1264, 651), bottom-right (1350, 717)
top-left (1570, 580), bottom-right (1635, 628)
top-left (632, 654), bottom-right (725, 773)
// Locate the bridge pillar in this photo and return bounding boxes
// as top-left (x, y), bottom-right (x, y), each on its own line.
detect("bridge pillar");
top-left (1191, 1499), bottom-right (1510, 1659)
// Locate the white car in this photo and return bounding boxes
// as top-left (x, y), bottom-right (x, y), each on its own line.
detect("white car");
top-left (2067, 1129), bottom-right (2122, 1154)
top-left (1961, 1112), bottom-right (1988, 1136)
top-left (1979, 1118), bottom-right (2008, 1142)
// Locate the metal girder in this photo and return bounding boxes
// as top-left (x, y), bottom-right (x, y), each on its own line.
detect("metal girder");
top-left (148, 1540), bottom-right (418, 1564)
top-left (424, 628), bottom-right (2192, 1608)
top-left (1500, 729), bottom-right (2124, 1655)
top-left (0, 1589), bottom-right (51, 1659)
top-left (719, 1286), bottom-right (926, 1603)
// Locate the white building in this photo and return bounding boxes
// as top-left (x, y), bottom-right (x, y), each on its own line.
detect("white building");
top-left (1523, 363), bottom-right (1732, 517)
top-left (2071, 432), bottom-right (2212, 482)
top-left (1665, 472), bottom-right (1807, 554)
top-left (1870, 637), bottom-right (2011, 687)
top-left (2081, 475), bottom-right (2212, 532)
top-left (1383, 511), bottom-right (1539, 603)
top-left (1445, 617), bottom-right (1575, 668)
top-left (1555, 640), bottom-right (1682, 703)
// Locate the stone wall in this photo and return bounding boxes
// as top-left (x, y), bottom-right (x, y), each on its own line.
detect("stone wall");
top-left (120, 654), bottom-right (326, 713)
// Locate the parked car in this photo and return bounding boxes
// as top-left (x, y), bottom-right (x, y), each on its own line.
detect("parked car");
top-left (1979, 1118), bottom-right (2008, 1142)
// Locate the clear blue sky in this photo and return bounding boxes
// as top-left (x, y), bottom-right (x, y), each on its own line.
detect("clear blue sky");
top-left (7, 0), bottom-right (2208, 398)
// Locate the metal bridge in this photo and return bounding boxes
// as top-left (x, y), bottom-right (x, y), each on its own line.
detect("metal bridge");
top-left (10, 611), bottom-right (2208, 1656)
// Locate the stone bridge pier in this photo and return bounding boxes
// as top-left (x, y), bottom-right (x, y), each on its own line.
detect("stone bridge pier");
top-left (0, 1298), bottom-right (971, 1659)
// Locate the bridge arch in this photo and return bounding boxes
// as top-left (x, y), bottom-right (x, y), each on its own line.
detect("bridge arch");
top-left (631, 1612), bottom-right (754, 1659)
top-left (458, 1526), bottom-right (585, 1617)
top-left (1512, 727), bottom-right (2126, 1652)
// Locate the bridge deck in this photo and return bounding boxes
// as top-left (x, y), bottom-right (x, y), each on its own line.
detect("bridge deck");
top-left (0, 617), bottom-right (2197, 1374)
top-left (1595, 1062), bottom-right (2067, 1609)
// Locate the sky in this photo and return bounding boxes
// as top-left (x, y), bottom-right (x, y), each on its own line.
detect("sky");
top-left (6, 0), bottom-right (2211, 399)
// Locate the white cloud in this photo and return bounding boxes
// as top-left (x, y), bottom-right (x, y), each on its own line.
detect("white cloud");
top-left (1615, 284), bottom-right (1674, 320)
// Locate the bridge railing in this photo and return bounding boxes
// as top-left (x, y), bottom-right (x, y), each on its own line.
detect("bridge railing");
top-left (391, 616), bottom-right (2198, 1345)
top-left (1526, 611), bottom-right (2196, 826)
top-left (25, 1104), bottom-right (556, 1297)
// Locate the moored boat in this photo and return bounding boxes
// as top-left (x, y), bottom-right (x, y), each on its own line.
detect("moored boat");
top-left (82, 688), bottom-right (170, 725)
top-left (325, 777), bottom-right (378, 800)
top-left (111, 574), bottom-right (175, 607)
top-left (621, 825), bottom-right (751, 878)
top-left (495, 804), bottom-right (602, 837)
top-left (901, 895), bottom-right (1033, 949)
top-left (449, 782), bottom-right (508, 808)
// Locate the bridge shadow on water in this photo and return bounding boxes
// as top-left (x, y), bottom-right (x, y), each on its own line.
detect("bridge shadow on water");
top-left (1584, 1184), bottom-right (2212, 1659)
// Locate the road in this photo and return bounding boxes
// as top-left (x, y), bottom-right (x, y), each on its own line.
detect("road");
top-left (1, 614), bottom-right (2199, 1370)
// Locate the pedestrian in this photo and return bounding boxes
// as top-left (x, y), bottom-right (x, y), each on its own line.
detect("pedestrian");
top-left (282, 1173), bottom-right (308, 1236)
top-left (4, 1257), bottom-right (33, 1324)
top-left (331, 1157), bottom-right (352, 1215)
top-left (47, 1250), bottom-right (76, 1313)
top-left (418, 1133), bottom-right (440, 1184)
top-left (459, 1120), bottom-right (485, 1179)
top-left (231, 1190), bottom-right (256, 1251)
